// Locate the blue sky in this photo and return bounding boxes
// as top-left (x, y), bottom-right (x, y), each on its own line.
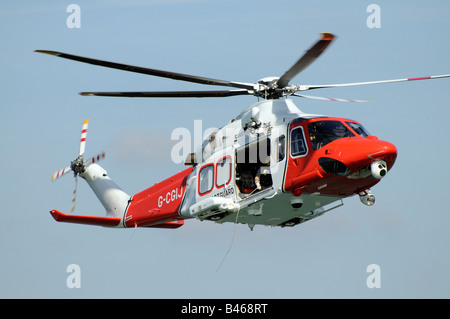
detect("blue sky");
top-left (1, 0), bottom-right (449, 298)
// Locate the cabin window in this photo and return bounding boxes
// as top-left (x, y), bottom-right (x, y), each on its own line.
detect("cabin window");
top-left (199, 164), bottom-right (214, 195)
top-left (216, 156), bottom-right (232, 188)
top-left (275, 135), bottom-right (285, 162)
top-left (308, 120), bottom-right (354, 150)
top-left (290, 127), bottom-right (307, 157)
top-left (346, 121), bottom-right (371, 137)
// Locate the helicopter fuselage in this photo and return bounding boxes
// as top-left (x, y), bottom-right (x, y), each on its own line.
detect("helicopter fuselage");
top-left (121, 99), bottom-right (397, 230)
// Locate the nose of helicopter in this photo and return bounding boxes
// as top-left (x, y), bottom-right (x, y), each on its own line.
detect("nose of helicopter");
top-left (318, 137), bottom-right (397, 178)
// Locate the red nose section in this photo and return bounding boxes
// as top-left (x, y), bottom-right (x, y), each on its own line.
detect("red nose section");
top-left (322, 137), bottom-right (397, 172)
top-left (285, 136), bottom-right (398, 197)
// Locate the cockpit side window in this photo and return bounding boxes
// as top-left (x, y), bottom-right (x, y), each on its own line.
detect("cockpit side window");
top-left (346, 122), bottom-right (371, 137)
top-left (290, 127), bottom-right (308, 157)
top-left (308, 121), bottom-right (354, 150)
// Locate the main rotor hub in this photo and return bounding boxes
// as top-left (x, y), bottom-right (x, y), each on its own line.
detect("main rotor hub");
top-left (255, 77), bottom-right (285, 99)
top-left (70, 156), bottom-right (85, 176)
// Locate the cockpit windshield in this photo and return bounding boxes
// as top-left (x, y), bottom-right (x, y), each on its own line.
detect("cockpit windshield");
top-left (308, 120), bottom-right (354, 150)
top-left (346, 121), bottom-right (371, 137)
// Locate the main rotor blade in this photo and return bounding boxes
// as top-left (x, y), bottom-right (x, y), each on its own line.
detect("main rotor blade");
top-left (34, 50), bottom-right (255, 90)
top-left (80, 90), bottom-right (251, 98)
top-left (294, 94), bottom-right (375, 103)
top-left (303, 74), bottom-right (450, 90)
top-left (276, 33), bottom-right (335, 88)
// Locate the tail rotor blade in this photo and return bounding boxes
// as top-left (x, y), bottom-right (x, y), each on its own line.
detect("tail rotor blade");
top-left (51, 166), bottom-right (72, 182)
top-left (79, 119), bottom-right (89, 156)
top-left (71, 176), bottom-right (78, 212)
top-left (84, 152), bottom-right (105, 167)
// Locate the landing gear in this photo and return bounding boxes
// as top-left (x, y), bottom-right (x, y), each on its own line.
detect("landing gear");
top-left (209, 213), bottom-right (226, 221)
top-left (281, 217), bottom-right (303, 227)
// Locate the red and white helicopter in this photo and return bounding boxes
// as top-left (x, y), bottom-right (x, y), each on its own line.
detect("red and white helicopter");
top-left (37, 33), bottom-right (449, 230)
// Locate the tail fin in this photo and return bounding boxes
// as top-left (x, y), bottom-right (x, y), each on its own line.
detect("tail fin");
top-left (49, 119), bottom-right (184, 229)
top-left (80, 163), bottom-right (130, 220)
top-left (50, 119), bottom-right (130, 227)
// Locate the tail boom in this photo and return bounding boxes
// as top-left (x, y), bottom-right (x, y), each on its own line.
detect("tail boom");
top-left (124, 167), bottom-right (193, 228)
top-left (49, 165), bottom-right (193, 229)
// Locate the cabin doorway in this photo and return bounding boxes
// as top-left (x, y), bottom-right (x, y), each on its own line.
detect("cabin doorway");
top-left (235, 137), bottom-right (273, 198)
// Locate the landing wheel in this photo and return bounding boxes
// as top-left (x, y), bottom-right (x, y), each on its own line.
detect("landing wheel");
top-left (281, 217), bottom-right (303, 227)
top-left (209, 213), bottom-right (226, 221)
top-left (284, 221), bottom-right (296, 226)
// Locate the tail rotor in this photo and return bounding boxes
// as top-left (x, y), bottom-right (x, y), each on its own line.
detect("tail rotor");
top-left (51, 119), bottom-right (105, 212)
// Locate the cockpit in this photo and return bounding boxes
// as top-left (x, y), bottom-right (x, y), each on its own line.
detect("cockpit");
top-left (291, 118), bottom-right (372, 154)
top-left (308, 120), bottom-right (354, 150)
top-left (308, 119), bottom-right (371, 150)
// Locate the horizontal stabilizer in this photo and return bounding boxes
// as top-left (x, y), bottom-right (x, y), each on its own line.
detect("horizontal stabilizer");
top-left (144, 220), bottom-right (185, 229)
top-left (50, 210), bottom-right (121, 227)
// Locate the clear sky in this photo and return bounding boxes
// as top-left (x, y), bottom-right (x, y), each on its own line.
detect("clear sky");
top-left (1, 0), bottom-right (449, 298)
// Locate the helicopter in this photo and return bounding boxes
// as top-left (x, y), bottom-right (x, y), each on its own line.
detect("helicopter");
top-left (37, 33), bottom-right (450, 230)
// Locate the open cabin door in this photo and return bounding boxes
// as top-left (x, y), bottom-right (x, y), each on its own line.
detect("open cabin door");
top-left (235, 137), bottom-right (273, 199)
